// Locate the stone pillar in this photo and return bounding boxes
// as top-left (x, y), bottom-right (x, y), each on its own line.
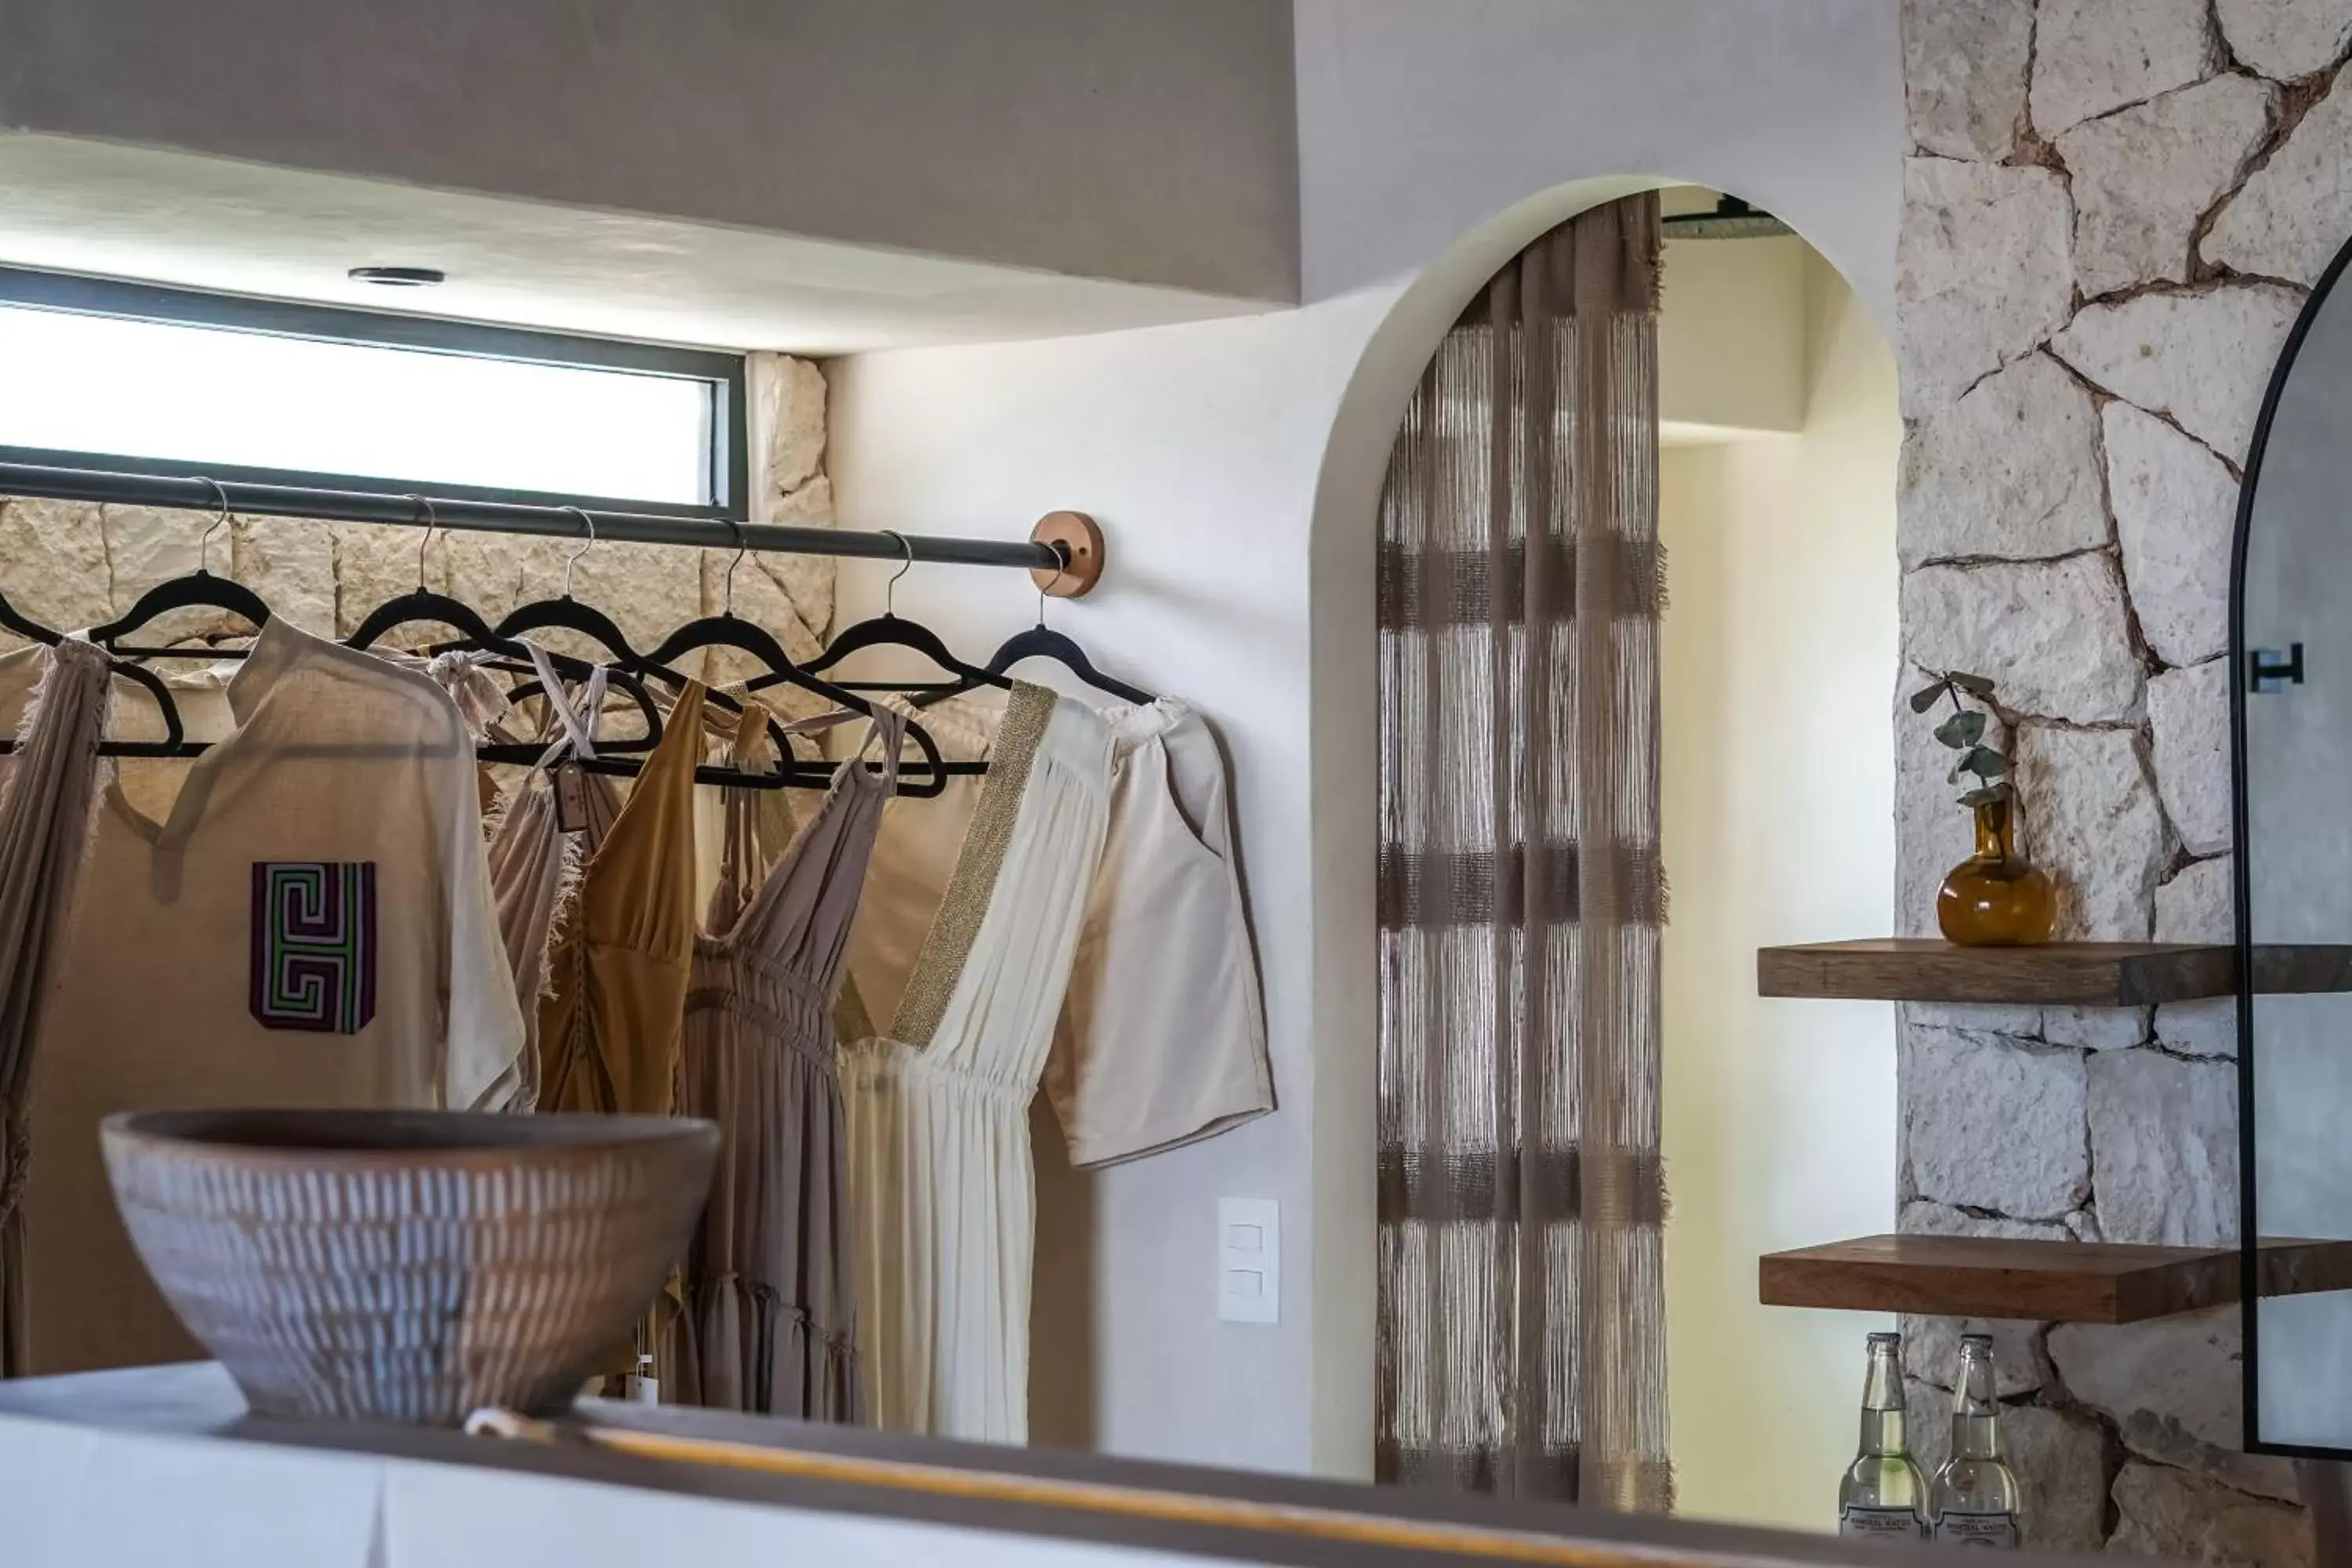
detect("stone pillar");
top-left (1896, 0), bottom-right (2352, 1556)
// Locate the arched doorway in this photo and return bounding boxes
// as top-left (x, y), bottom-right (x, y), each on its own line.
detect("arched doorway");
top-left (1336, 183), bottom-right (1899, 1530)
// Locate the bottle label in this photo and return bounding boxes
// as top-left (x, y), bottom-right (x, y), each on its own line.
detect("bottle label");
top-left (1839, 1506), bottom-right (1924, 1539)
top-left (1934, 1512), bottom-right (2019, 1548)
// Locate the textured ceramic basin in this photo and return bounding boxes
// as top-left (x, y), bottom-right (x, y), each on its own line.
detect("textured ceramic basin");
top-left (101, 1109), bottom-right (719, 1426)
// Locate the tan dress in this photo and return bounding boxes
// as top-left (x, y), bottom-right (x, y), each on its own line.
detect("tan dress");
top-left (539, 680), bottom-right (708, 1116)
top-left (676, 706), bottom-right (902, 1418)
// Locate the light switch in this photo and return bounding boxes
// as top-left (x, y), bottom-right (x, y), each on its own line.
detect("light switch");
top-left (1217, 1199), bottom-right (1279, 1325)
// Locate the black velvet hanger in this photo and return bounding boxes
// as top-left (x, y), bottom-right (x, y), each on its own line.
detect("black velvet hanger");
top-left (345, 502), bottom-right (660, 754)
top-left (0, 585), bottom-right (190, 757)
top-left (85, 480), bottom-right (272, 655)
top-left (920, 554), bottom-right (1152, 708)
top-left (492, 511), bottom-right (671, 676)
top-left (643, 527), bottom-right (969, 797)
top-left (800, 532), bottom-right (1010, 697)
top-left (967, 622), bottom-right (1152, 706)
top-left (481, 510), bottom-right (836, 775)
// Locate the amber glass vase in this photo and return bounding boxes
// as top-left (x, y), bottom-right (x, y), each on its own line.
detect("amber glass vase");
top-left (1937, 796), bottom-right (2055, 946)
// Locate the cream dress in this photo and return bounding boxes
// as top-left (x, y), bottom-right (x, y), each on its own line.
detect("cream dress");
top-left (840, 682), bottom-right (1112, 1442)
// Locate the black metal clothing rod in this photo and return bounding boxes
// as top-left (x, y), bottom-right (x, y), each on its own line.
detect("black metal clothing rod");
top-left (0, 459), bottom-right (1065, 573)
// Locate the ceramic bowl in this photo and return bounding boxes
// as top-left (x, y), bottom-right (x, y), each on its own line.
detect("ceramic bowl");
top-left (100, 1108), bottom-right (718, 1426)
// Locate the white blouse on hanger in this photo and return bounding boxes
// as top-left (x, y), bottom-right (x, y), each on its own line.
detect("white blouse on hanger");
top-left (840, 682), bottom-right (1112, 1443)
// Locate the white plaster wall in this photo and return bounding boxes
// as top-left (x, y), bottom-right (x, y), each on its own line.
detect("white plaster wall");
top-left (1660, 231), bottom-right (1811, 441)
top-left (1658, 252), bottom-right (1899, 1531)
top-left (827, 2), bottom-right (1903, 1480)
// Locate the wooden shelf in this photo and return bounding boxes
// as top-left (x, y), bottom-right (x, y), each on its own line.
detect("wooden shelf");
top-left (1755, 938), bottom-right (2352, 1007)
top-left (1759, 1234), bottom-right (2352, 1324)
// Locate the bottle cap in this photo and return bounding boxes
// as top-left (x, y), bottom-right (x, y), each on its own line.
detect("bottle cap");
top-left (1867, 1331), bottom-right (1901, 1349)
top-left (1959, 1334), bottom-right (1994, 1354)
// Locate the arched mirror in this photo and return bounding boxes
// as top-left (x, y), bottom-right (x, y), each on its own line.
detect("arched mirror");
top-left (2237, 238), bottom-right (2352, 1457)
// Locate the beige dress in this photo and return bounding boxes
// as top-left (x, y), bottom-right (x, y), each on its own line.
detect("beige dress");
top-left (537, 681), bottom-right (708, 1116)
top-left (674, 707), bottom-right (902, 1418)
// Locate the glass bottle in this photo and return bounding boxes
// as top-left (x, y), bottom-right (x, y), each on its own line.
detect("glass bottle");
top-left (1838, 1331), bottom-right (1927, 1541)
top-left (1936, 794), bottom-right (2055, 946)
top-left (1929, 1334), bottom-right (2022, 1548)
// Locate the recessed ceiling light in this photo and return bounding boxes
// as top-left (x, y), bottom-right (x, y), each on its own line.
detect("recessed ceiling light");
top-left (348, 266), bottom-right (446, 287)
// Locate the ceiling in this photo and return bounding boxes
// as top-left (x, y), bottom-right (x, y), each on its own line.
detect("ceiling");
top-left (0, 135), bottom-right (1275, 354)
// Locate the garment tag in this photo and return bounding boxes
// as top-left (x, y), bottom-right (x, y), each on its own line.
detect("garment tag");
top-left (1933, 1512), bottom-right (2018, 1548)
top-left (1838, 1506), bottom-right (1923, 1540)
top-left (554, 761), bottom-right (587, 833)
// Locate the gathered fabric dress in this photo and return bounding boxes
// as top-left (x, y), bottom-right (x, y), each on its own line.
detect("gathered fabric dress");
top-left (674, 705), bottom-right (903, 1418)
top-left (539, 679), bottom-right (708, 1116)
top-left (0, 640), bottom-right (112, 1374)
top-left (421, 645), bottom-right (621, 1111)
top-left (841, 682), bottom-right (1113, 1442)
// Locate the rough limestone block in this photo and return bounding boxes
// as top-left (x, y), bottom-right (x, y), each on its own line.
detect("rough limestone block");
top-left (2109, 1461), bottom-right (2313, 1563)
top-left (2156, 999), bottom-right (2240, 1058)
top-left (230, 517), bottom-right (336, 636)
top-left (2050, 1308), bottom-right (2299, 1503)
top-left (441, 532), bottom-right (531, 625)
top-left (2148, 659), bottom-right (2233, 856)
top-left (1903, 1022), bottom-right (2089, 1216)
top-left (2059, 74), bottom-right (2276, 299)
top-left (754, 474), bottom-right (838, 642)
top-left (2207, 64), bottom-right (2352, 286)
top-left (2155, 855), bottom-right (2232, 942)
top-left (2013, 724), bottom-right (2169, 940)
top-left (331, 523), bottom-right (431, 641)
top-left (2041, 1006), bottom-right (2150, 1051)
top-left (1900, 1199), bottom-right (2073, 1243)
top-left (101, 505), bottom-right (205, 608)
top-left (1901, 554), bottom-right (2144, 725)
top-left (2053, 282), bottom-right (2307, 461)
top-left (0, 499), bottom-right (112, 632)
top-left (2088, 1048), bottom-right (2238, 1246)
top-left (2031, 0), bottom-right (2220, 137)
top-left (1904, 1381), bottom-right (2111, 1553)
top-left (2218, 0), bottom-right (2352, 79)
top-left (1904, 0), bottom-right (2034, 159)
top-left (1897, 354), bottom-right (2108, 568)
top-left (2105, 405), bottom-right (2237, 670)
top-left (1896, 159), bottom-right (2076, 416)
top-left (750, 354), bottom-right (828, 501)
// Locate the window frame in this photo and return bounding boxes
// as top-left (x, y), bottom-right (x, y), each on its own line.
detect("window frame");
top-left (0, 265), bottom-right (748, 522)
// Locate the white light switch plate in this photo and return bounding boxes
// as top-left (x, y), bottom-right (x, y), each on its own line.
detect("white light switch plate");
top-left (1217, 1198), bottom-right (1279, 1324)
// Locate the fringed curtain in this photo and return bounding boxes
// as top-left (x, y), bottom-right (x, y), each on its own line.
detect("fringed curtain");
top-left (1375, 194), bottom-right (1670, 1511)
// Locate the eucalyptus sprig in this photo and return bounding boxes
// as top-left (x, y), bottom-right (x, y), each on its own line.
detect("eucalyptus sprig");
top-left (1908, 670), bottom-right (2010, 808)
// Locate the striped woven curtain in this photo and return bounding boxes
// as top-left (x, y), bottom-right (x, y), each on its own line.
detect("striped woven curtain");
top-left (1374, 194), bottom-right (1670, 1511)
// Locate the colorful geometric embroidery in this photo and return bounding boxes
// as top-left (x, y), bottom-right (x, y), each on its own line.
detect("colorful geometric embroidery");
top-left (249, 862), bottom-right (378, 1034)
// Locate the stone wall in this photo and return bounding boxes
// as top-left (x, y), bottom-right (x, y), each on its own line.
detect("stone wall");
top-left (0, 352), bottom-right (835, 682)
top-left (1896, 1), bottom-right (2350, 1557)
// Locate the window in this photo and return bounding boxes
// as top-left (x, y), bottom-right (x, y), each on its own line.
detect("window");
top-left (0, 268), bottom-right (744, 517)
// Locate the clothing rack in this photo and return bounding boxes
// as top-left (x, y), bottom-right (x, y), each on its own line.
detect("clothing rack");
top-left (0, 460), bottom-right (1105, 596)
